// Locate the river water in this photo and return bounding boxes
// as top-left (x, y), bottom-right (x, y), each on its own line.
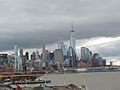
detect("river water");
top-left (41, 72), bottom-right (120, 90)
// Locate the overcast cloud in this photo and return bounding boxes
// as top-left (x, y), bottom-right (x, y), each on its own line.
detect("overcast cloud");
top-left (0, 0), bottom-right (120, 58)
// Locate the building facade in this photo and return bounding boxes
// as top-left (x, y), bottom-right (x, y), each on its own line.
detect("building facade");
top-left (54, 49), bottom-right (63, 69)
top-left (80, 47), bottom-right (92, 68)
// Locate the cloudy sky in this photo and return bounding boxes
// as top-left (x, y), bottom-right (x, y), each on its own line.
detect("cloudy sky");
top-left (1, 0), bottom-right (120, 61)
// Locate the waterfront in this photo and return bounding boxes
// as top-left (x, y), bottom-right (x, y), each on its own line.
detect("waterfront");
top-left (42, 72), bottom-right (120, 90)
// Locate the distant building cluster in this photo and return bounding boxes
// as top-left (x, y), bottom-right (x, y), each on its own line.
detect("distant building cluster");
top-left (0, 26), bottom-right (106, 72)
top-left (80, 47), bottom-right (106, 68)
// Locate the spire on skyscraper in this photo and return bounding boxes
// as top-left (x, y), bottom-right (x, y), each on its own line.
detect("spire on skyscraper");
top-left (71, 22), bottom-right (75, 32)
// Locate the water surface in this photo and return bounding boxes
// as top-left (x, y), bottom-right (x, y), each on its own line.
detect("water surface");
top-left (42, 72), bottom-right (120, 90)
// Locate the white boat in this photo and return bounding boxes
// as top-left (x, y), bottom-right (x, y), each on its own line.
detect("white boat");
top-left (75, 68), bottom-right (87, 72)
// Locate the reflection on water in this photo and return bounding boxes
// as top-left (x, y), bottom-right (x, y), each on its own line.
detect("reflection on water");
top-left (42, 72), bottom-right (120, 90)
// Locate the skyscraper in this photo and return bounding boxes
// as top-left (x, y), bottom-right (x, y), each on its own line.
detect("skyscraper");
top-left (92, 53), bottom-right (100, 67)
top-left (42, 45), bottom-right (46, 61)
top-left (68, 25), bottom-right (77, 67)
top-left (80, 47), bottom-right (92, 68)
top-left (0, 54), bottom-right (8, 66)
top-left (14, 45), bottom-right (19, 71)
top-left (58, 41), bottom-right (67, 56)
top-left (31, 52), bottom-right (36, 61)
top-left (58, 41), bottom-right (64, 49)
top-left (68, 46), bottom-right (77, 67)
top-left (42, 44), bottom-right (48, 69)
top-left (54, 49), bottom-right (63, 69)
top-left (35, 50), bottom-right (40, 60)
top-left (19, 48), bottom-right (23, 57)
top-left (70, 24), bottom-right (76, 52)
top-left (81, 47), bottom-right (92, 61)
top-left (25, 52), bottom-right (29, 60)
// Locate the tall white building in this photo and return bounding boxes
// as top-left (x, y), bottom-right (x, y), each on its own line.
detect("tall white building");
top-left (14, 45), bottom-right (19, 71)
top-left (42, 44), bottom-right (48, 68)
top-left (42, 45), bottom-right (47, 61)
top-left (70, 25), bottom-right (76, 52)
top-left (68, 25), bottom-right (77, 67)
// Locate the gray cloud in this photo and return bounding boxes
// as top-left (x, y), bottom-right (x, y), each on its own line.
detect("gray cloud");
top-left (0, 0), bottom-right (120, 57)
top-left (97, 41), bottom-right (120, 57)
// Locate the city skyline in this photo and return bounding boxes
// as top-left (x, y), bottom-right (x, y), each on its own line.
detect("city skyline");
top-left (0, 41), bottom-right (107, 71)
top-left (1, 37), bottom-right (120, 65)
top-left (0, 0), bottom-right (120, 62)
